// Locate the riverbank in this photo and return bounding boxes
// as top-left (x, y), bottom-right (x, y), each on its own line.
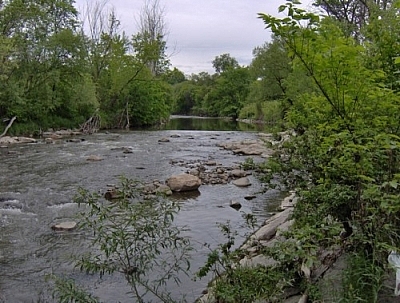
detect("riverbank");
top-left (196, 192), bottom-right (304, 303)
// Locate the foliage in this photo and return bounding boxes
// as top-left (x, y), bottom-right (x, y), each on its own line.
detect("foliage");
top-left (212, 53), bottom-right (240, 74)
top-left (340, 253), bottom-right (385, 302)
top-left (196, 217), bottom-right (293, 303)
top-left (50, 275), bottom-right (99, 303)
top-left (204, 66), bottom-right (251, 119)
top-left (240, 157), bottom-right (256, 171)
top-left (239, 100), bottom-right (283, 124)
top-left (0, 0), bottom-right (174, 134)
top-left (53, 177), bottom-right (192, 302)
top-left (170, 59), bottom-right (253, 119)
top-left (162, 67), bottom-right (186, 85)
top-left (249, 38), bottom-right (291, 101)
top-left (255, 0), bottom-right (400, 301)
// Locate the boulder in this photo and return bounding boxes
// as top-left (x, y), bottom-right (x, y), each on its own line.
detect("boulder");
top-left (158, 137), bottom-right (170, 142)
top-left (232, 177), bottom-right (251, 187)
top-left (166, 174), bottom-right (201, 192)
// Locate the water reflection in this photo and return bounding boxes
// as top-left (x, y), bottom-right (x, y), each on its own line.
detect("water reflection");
top-left (170, 190), bottom-right (201, 201)
top-left (154, 115), bottom-right (273, 132)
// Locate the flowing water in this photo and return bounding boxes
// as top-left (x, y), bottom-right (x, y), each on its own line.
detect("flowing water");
top-left (0, 117), bottom-right (285, 302)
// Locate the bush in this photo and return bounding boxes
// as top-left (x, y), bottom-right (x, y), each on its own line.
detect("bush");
top-left (52, 177), bottom-right (192, 303)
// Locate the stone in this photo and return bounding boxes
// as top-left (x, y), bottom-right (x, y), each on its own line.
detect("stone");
top-left (155, 184), bottom-right (173, 196)
top-left (244, 195), bottom-right (257, 200)
top-left (230, 200), bottom-right (242, 210)
top-left (188, 168), bottom-right (200, 176)
top-left (52, 221), bottom-right (77, 231)
top-left (283, 295), bottom-right (303, 303)
top-left (276, 219), bottom-right (294, 238)
top-left (231, 169), bottom-right (247, 178)
top-left (16, 137), bottom-right (37, 144)
top-left (104, 188), bottom-right (121, 200)
top-left (280, 192), bottom-right (297, 209)
top-left (166, 174), bottom-right (201, 192)
top-left (66, 138), bottom-right (84, 143)
top-left (86, 155), bottom-right (103, 161)
top-left (239, 254), bottom-right (278, 268)
top-left (123, 147), bottom-right (134, 154)
top-left (0, 136), bottom-right (17, 144)
top-left (158, 137), bottom-right (170, 142)
top-left (255, 208), bottom-right (292, 241)
top-left (232, 177), bottom-right (251, 187)
top-left (317, 254), bottom-right (348, 302)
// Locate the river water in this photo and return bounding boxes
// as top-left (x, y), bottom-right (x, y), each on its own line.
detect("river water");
top-left (0, 116), bottom-right (285, 302)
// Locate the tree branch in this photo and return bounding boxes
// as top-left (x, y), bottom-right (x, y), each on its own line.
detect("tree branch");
top-left (0, 116), bottom-right (16, 137)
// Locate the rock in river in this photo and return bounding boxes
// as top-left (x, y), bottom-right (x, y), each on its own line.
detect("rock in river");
top-left (232, 177), bottom-right (251, 187)
top-left (52, 221), bottom-right (77, 231)
top-left (230, 200), bottom-right (242, 210)
top-left (86, 155), bottom-right (103, 161)
top-left (166, 174), bottom-right (201, 192)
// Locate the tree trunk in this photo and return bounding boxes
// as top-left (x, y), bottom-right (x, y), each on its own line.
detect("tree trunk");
top-left (0, 116), bottom-right (17, 137)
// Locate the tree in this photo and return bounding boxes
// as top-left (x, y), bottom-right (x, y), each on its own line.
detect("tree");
top-left (259, 3), bottom-right (400, 300)
top-left (313, 0), bottom-right (394, 39)
top-left (172, 81), bottom-right (197, 115)
top-left (0, 0), bottom-right (97, 131)
top-left (212, 53), bottom-right (239, 74)
top-left (363, 1), bottom-right (400, 91)
top-left (134, 0), bottom-right (170, 76)
top-left (204, 66), bottom-right (250, 118)
top-left (80, 0), bottom-right (121, 83)
top-left (249, 38), bottom-right (291, 101)
top-left (162, 67), bottom-right (186, 85)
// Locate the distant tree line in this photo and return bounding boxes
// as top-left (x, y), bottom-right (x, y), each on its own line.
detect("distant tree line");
top-left (0, 0), bottom-right (180, 134)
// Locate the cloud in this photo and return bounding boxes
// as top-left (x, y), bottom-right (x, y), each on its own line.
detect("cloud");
top-left (74, 0), bottom-right (312, 74)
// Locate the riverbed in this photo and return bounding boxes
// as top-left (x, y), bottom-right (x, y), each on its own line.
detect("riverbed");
top-left (0, 117), bottom-right (285, 302)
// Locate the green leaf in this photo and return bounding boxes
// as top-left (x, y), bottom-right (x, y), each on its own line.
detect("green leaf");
top-left (278, 5), bottom-right (286, 13)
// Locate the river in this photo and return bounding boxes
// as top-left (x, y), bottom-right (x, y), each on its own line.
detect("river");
top-left (0, 116), bottom-right (285, 302)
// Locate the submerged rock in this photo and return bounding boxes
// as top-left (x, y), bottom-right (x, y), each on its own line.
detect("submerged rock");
top-left (86, 155), bottom-right (103, 161)
top-left (232, 177), bottom-right (251, 187)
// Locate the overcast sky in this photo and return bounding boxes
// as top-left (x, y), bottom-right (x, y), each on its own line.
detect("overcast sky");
top-left (74, 0), bottom-right (313, 75)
